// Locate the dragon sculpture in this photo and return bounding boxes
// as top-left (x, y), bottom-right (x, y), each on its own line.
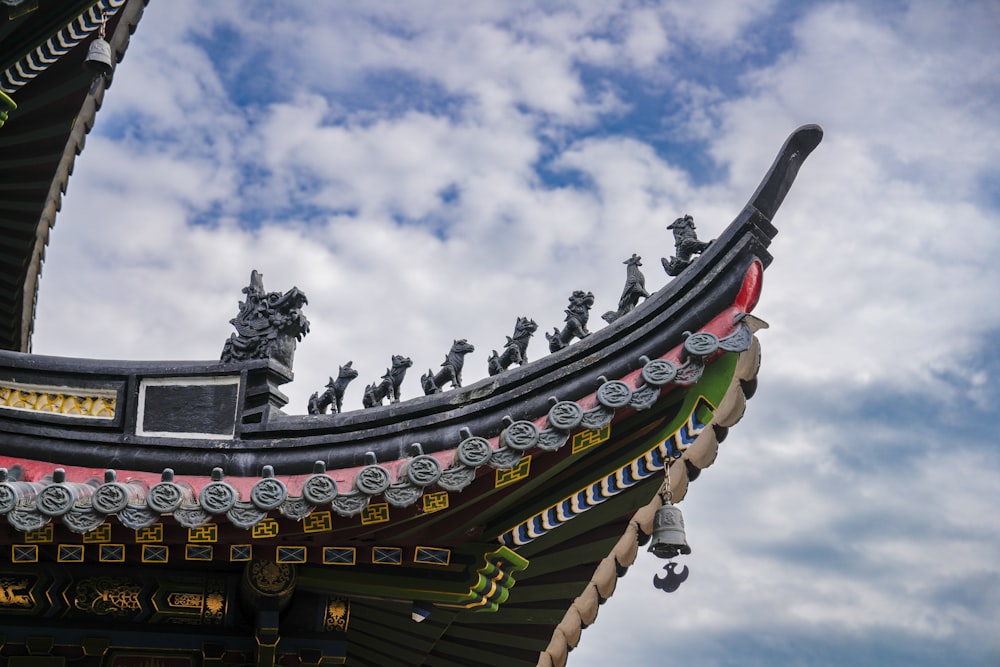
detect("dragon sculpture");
top-left (220, 270), bottom-right (310, 369)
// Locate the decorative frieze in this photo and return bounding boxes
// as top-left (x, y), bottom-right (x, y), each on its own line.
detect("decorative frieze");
top-left (0, 382), bottom-right (116, 419)
top-left (0, 325), bottom-right (753, 542)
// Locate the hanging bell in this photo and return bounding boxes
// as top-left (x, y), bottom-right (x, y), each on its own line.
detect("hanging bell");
top-left (85, 37), bottom-right (113, 77)
top-left (648, 501), bottom-right (691, 559)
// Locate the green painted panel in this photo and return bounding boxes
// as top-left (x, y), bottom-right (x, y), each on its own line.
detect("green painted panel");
top-left (432, 636), bottom-right (540, 667)
top-left (443, 623), bottom-right (551, 652)
top-left (9, 659), bottom-right (66, 667)
top-left (456, 607), bottom-right (567, 625)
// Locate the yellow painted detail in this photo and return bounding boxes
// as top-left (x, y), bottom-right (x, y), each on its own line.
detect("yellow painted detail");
top-left (276, 546), bottom-right (307, 563)
top-left (360, 502), bottom-right (390, 525)
top-left (74, 577), bottom-right (141, 614)
top-left (251, 518), bottom-right (279, 539)
top-left (185, 544), bottom-right (213, 561)
top-left (83, 523), bottom-right (112, 543)
top-left (303, 511), bottom-right (333, 533)
top-left (371, 546), bottom-right (402, 564)
top-left (98, 544), bottom-right (125, 562)
top-left (422, 491), bottom-right (449, 513)
top-left (24, 525), bottom-right (53, 543)
top-left (414, 546), bottom-right (451, 566)
top-left (322, 547), bottom-right (356, 565)
top-left (495, 455), bottom-right (531, 488)
top-left (230, 544), bottom-right (252, 561)
top-left (11, 545), bottom-right (38, 562)
top-left (324, 597), bottom-right (350, 631)
top-left (0, 575), bottom-right (35, 607)
top-left (141, 545), bottom-right (168, 563)
top-left (167, 592), bottom-right (204, 609)
top-left (572, 423), bottom-right (611, 454)
top-left (0, 382), bottom-right (116, 419)
top-left (187, 524), bottom-right (218, 543)
top-left (135, 524), bottom-right (163, 543)
top-left (58, 545), bottom-right (84, 562)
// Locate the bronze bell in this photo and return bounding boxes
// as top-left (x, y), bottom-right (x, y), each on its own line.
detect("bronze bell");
top-left (85, 37), bottom-right (113, 77)
top-left (648, 502), bottom-right (691, 559)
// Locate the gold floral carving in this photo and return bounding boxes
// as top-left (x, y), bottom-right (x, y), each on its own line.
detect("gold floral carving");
top-left (0, 382), bottom-right (116, 419)
top-left (203, 578), bottom-right (226, 624)
top-left (74, 576), bottom-right (142, 616)
top-left (249, 560), bottom-right (293, 594)
top-left (324, 596), bottom-right (350, 632)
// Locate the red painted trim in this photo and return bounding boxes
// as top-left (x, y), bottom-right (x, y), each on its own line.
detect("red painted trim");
top-left (734, 260), bottom-right (763, 313)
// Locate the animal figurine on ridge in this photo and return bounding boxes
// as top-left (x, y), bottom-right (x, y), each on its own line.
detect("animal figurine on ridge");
top-left (546, 290), bottom-right (595, 353)
top-left (602, 253), bottom-right (650, 324)
top-left (422, 339), bottom-right (475, 394)
top-left (662, 214), bottom-right (712, 276)
top-left (362, 355), bottom-right (413, 408)
top-left (487, 317), bottom-right (538, 376)
top-left (308, 361), bottom-right (359, 415)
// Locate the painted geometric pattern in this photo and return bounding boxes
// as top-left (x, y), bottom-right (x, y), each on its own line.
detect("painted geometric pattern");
top-left (251, 519), bottom-right (279, 539)
top-left (276, 546), bottom-right (307, 563)
top-left (498, 396), bottom-right (714, 548)
top-left (414, 547), bottom-right (451, 566)
top-left (135, 524), bottom-right (163, 543)
top-left (495, 456), bottom-right (531, 488)
top-left (372, 547), bottom-right (402, 565)
top-left (141, 545), bottom-right (168, 563)
top-left (303, 511), bottom-right (333, 533)
top-left (360, 503), bottom-right (390, 525)
top-left (1, 541), bottom-right (470, 567)
top-left (83, 523), bottom-right (112, 543)
top-left (12, 545), bottom-right (37, 562)
top-left (230, 545), bottom-right (252, 561)
top-left (185, 545), bottom-right (213, 561)
top-left (23, 526), bottom-right (53, 543)
top-left (187, 525), bottom-right (218, 543)
top-left (1, 0), bottom-right (128, 93)
top-left (58, 545), bottom-right (84, 562)
top-left (99, 544), bottom-right (125, 562)
top-left (571, 424), bottom-right (611, 454)
top-left (323, 547), bottom-right (356, 565)
top-left (422, 491), bottom-right (449, 513)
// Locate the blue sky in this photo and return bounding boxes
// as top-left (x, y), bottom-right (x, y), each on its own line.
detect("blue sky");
top-left (30, 1), bottom-right (1000, 665)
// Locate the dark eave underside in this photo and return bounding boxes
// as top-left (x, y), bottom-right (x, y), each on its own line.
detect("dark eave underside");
top-left (0, 0), bottom-right (146, 352)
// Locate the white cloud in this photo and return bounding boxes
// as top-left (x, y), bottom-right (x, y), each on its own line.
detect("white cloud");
top-left (700, 2), bottom-right (1000, 399)
top-left (24, 1), bottom-right (1000, 665)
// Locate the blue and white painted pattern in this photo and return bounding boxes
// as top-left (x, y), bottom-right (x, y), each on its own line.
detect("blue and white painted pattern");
top-left (497, 396), bottom-right (713, 548)
top-left (1, 0), bottom-right (128, 94)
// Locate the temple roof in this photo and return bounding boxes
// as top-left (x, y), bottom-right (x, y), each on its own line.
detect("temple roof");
top-left (0, 3), bottom-right (822, 663)
top-left (0, 0), bottom-right (147, 352)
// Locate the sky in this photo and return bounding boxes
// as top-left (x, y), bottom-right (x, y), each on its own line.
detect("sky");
top-left (27, 1), bottom-right (1000, 665)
